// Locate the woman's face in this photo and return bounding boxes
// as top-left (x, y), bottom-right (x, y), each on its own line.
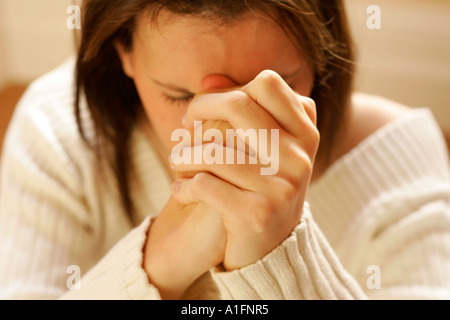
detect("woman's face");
top-left (116, 10), bottom-right (314, 155)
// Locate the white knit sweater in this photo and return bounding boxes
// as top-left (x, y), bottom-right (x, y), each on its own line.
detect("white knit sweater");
top-left (1, 59), bottom-right (449, 300)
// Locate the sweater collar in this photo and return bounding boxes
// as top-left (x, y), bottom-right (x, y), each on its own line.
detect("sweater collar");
top-left (306, 108), bottom-right (449, 251)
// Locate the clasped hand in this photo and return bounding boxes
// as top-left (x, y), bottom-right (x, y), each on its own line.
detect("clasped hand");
top-left (144, 70), bottom-right (319, 299)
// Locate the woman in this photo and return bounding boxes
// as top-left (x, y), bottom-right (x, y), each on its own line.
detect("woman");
top-left (0, 0), bottom-right (449, 300)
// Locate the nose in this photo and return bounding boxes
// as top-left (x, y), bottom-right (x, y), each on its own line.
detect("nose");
top-left (201, 74), bottom-right (238, 92)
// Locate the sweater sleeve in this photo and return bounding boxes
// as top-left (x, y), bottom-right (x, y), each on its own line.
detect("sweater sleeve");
top-left (0, 65), bottom-right (162, 300)
top-left (211, 204), bottom-right (367, 299)
top-left (211, 109), bottom-right (450, 300)
top-left (60, 216), bottom-right (161, 300)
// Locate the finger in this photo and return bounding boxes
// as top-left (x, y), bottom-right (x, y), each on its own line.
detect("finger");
top-left (171, 135), bottom-right (315, 188)
top-left (241, 70), bottom-right (317, 136)
top-left (170, 143), bottom-right (274, 191)
top-left (183, 90), bottom-right (280, 132)
top-left (180, 116), bottom-right (284, 170)
top-left (299, 94), bottom-right (317, 127)
top-left (171, 172), bottom-right (247, 216)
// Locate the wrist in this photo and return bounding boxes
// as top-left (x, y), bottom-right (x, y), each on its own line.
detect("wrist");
top-left (142, 222), bottom-right (200, 300)
top-left (144, 258), bottom-right (198, 300)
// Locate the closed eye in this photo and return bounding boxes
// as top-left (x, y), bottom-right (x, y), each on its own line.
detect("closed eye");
top-left (161, 93), bottom-right (194, 106)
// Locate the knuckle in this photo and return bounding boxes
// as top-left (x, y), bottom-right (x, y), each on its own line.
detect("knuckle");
top-left (300, 157), bottom-right (314, 181)
top-left (248, 195), bottom-right (275, 232)
top-left (229, 91), bottom-right (253, 112)
top-left (301, 96), bottom-right (318, 126)
top-left (303, 96), bottom-right (316, 111)
top-left (314, 127), bottom-right (321, 144)
top-left (306, 127), bottom-right (320, 156)
top-left (266, 176), bottom-right (299, 210)
top-left (293, 121), bottom-right (320, 156)
top-left (287, 148), bottom-right (314, 184)
top-left (278, 181), bottom-right (298, 206)
top-left (298, 150), bottom-right (314, 174)
top-left (258, 69), bottom-right (283, 84)
top-left (256, 70), bottom-right (284, 91)
top-left (190, 172), bottom-right (209, 195)
top-left (308, 125), bottom-right (320, 145)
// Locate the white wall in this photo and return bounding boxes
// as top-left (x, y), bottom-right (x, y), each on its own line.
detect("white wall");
top-left (0, 0), bottom-right (449, 128)
top-left (345, 0), bottom-right (450, 129)
top-left (0, 0), bottom-right (75, 85)
top-left (0, 0), bottom-right (10, 87)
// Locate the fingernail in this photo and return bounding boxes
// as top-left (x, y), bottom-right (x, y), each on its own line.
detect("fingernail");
top-left (182, 114), bottom-right (187, 127)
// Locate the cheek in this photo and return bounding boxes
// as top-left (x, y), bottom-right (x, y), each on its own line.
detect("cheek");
top-left (293, 66), bottom-right (315, 97)
top-left (134, 77), bottom-right (187, 150)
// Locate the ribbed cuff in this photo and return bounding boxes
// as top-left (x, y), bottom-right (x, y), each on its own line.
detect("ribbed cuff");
top-left (211, 204), bottom-right (366, 300)
top-left (61, 216), bottom-right (161, 300)
top-left (121, 216), bottom-right (161, 300)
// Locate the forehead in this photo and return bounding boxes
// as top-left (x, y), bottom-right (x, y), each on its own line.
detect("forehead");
top-left (133, 9), bottom-right (302, 85)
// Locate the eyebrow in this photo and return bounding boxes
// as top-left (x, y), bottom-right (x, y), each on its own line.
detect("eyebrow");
top-left (151, 67), bottom-right (302, 95)
top-left (151, 79), bottom-right (195, 96)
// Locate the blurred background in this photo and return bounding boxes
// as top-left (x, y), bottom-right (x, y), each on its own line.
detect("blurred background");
top-left (0, 0), bottom-right (449, 152)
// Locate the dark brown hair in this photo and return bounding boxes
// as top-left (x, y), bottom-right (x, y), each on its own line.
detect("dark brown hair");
top-left (75, 0), bottom-right (355, 221)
